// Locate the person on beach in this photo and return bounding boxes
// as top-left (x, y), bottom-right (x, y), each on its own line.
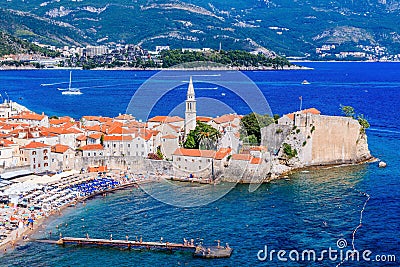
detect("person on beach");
top-left (126, 235), bottom-right (129, 241)
top-left (86, 233), bottom-right (89, 239)
top-left (110, 234), bottom-right (112, 240)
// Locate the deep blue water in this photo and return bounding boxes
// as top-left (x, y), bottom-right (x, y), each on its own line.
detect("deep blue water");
top-left (0, 62), bottom-right (399, 266)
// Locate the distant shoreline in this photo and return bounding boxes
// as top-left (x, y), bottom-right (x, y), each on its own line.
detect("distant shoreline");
top-left (0, 65), bottom-right (313, 71)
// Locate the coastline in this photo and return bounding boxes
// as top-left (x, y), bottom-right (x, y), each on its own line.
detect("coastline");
top-left (0, 155), bottom-right (377, 253)
top-left (0, 65), bottom-right (313, 71)
top-left (0, 173), bottom-right (159, 253)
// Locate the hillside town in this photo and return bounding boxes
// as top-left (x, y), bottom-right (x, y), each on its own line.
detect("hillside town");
top-left (1, 41), bottom-right (400, 69)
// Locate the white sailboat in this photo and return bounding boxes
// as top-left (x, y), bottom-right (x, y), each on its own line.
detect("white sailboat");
top-left (58, 71), bottom-right (82, 95)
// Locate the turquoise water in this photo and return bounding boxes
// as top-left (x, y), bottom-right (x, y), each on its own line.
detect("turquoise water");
top-left (0, 62), bottom-right (399, 266)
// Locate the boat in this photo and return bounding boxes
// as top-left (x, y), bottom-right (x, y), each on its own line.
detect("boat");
top-left (58, 71), bottom-right (82, 95)
top-left (301, 80), bottom-right (311, 85)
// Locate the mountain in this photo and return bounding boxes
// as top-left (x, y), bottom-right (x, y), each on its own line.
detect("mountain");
top-left (0, 31), bottom-right (59, 57)
top-left (1, 0), bottom-right (399, 58)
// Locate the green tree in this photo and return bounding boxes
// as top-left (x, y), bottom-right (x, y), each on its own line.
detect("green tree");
top-left (183, 133), bottom-right (197, 149)
top-left (357, 114), bottom-right (370, 133)
top-left (282, 143), bottom-right (298, 159)
top-left (183, 121), bottom-right (221, 149)
top-left (273, 114), bottom-right (280, 124)
top-left (242, 134), bottom-right (258, 145)
top-left (340, 105), bottom-right (355, 118)
top-left (156, 146), bottom-right (164, 159)
top-left (240, 113), bottom-right (274, 144)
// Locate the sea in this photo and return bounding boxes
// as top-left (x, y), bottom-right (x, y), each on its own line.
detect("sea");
top-left (0, 62), bottom-right (399, 266)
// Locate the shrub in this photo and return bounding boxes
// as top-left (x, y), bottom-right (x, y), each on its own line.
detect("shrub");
top-left (296, 129), bottom-right (300, 134)
top-left (283, 143), bottom-right (298, 159)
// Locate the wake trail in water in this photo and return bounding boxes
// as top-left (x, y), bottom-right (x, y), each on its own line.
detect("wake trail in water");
top-left (336, 189), bottom-right (370, 267)
top-left (368, 128), bottom-right (400, 135)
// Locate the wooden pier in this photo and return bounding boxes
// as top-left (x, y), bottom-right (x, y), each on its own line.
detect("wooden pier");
top-left (45, 237), bottom-right (233, 258)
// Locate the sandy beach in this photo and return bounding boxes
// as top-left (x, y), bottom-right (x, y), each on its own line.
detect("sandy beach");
top-left (0, 171), bottom-right (163, 253)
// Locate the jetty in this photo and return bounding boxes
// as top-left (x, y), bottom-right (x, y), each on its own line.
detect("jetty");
top-left (40, 237), bottom-right (233, 258)
top-left (165, 176), bottom-right (216, 184)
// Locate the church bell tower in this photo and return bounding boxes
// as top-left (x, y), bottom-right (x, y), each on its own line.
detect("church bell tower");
top-left (185, 76), bottom-right (197, 136)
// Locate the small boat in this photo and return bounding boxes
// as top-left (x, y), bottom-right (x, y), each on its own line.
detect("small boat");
top-left (301, 80), bottom-right (311, 85)
top-left (221, 93), bottom-right (226, 96)
top-left (58, 71), bottom-right (82, 95)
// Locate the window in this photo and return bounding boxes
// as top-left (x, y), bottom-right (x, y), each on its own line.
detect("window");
top-left (113, 144), bottom-right (116, 148)
top-left (33, 158), bottom-right (36, 163)
top-left (94, 152), bottom-right (96, 156)
top-left (43, 149), bottom-right (48, 154)
top-left (44, 156), bottom-right (48, 160)
top-left (32, 151), bottom-right (36, 155)
top-left (199, 166), bottom-right (201, 170)
top-left (38, 164), bottom-right (41, 168)
top-left (128, 144), bottom-right (130, 148)
top-left (44, 163), bottom-right (48, 167)
top-left (88, 153), bottom-right (91, 157)
top-left (207, 159), bottom-right (211, 163)
top-left (33, 165), bottom-right (36, 169)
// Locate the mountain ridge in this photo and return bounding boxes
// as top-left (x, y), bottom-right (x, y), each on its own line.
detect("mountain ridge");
top-left (0, 0), bottom-right (399, 59)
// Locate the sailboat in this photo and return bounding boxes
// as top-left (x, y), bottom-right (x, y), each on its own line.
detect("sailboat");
top-left (58, 71), bottom-right (82, 95)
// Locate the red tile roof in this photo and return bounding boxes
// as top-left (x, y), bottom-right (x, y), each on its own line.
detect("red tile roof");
top-left (51, 144), bottom-right (71, 153)
top-left (172, 148), bottom-right (215, 158)
top-left (196, 116), bottom-right (212, 122)
top-left (49, 116), bottom-right (73, 125)
top-left (231, 154), bottom-right (252, 161)
top-left (250, 157), bottom-right (262, 164)
top-left (0, 139), bottom-right (15, 146)
top-left (148, 116), bottom-right (184, 123)
top-left (79, 144), bottom-right (104, 151)
top-left (21, 141), bottom-right (50, 149)
top-left (10, 111), bottom-right (45, 121)
top-left (88, 133), bottom-right (102, 139)
top-left (285, 108), bottom-right (321, 120)
top-left (76, 135), bottom-right (87, 141)
top-left (214, 147), bottom-right (232, 160)
top-left (103, 135), bottom-right (133, 141)
top-left (213, 114), bottom-right (242, 124)
top-left (114, 114), bottom-right (135, 120)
